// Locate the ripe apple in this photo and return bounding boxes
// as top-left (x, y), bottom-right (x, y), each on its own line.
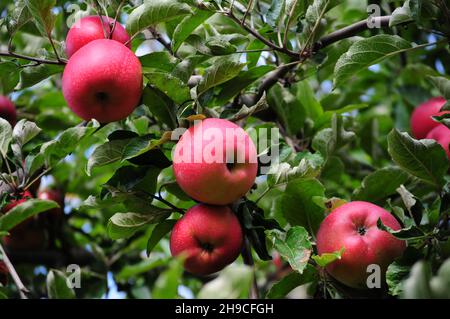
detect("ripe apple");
top-left (0, 95), bottom-right (17, 126)
top-left (173, 118), bottom-right (258, 205)
top-left (410, 97), bottom-right (449, 139)
top-left (0, 260), bottom-right (8, 286)
top-left (426, 124), bottom-right (450, 159)
top-left (1, 191), bottom-right (46, 251)
top-left (62, 39), bottom-right (142, 123)
top-left (316, 201), bottom-right (406, 289)
top-left (170, 204), bottom-right (243, 276)
top-left (66, 15), bottom-right (131, 58)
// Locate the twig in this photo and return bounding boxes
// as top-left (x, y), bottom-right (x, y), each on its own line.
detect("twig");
top-left (283, 0), bottom-right (299, 48)
top-left (226, 11), bottom-right (298, 58)
top-left (241, 238), bottom-right (259, 299)
top-left (241, 0), bottom-right (253, 25)
top-left (0, 51), bottom-right (65, 65)
top-left (110, 0), bottom-right (126, 39)
top-left (0, 244), bottom-right (29, 299)
top-left (148, 27), bottom-right (174, 55)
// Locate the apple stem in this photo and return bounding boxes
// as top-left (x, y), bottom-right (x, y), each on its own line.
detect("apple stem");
top-left (241, 238), bottom-right (259, 299)
top-left (0, 244), bottom-right (29, 299)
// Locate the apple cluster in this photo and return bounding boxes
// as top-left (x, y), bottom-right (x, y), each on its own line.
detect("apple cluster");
top-left (62, 16), bottom-right (142, 123)
top-left (170, 118), bottom-right (258, 275)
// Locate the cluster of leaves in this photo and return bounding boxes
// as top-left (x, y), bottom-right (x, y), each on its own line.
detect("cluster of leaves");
top-left (0, 0), bottom-right (449, 299)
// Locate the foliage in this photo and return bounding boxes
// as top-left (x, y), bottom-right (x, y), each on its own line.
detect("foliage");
top-left (0, 0), bottom-right (449, 299)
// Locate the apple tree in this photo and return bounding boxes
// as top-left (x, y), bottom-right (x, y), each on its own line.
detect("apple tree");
top-left (0, 0), bottom-right (449, 299)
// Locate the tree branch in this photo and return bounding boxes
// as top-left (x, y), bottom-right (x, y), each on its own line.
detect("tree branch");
top-left (0, 244), bottom-right (29, 299)
top-left (0, 51), bottom-right (66, 65)
top-left (312, 16), bottom-right (392, 51)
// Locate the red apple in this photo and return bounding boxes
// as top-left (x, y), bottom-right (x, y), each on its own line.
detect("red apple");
top-left (62, 39), bottom-right (142, 123)
top-left (173, 118), bottom-right (258, 205)
top-left (410, 97), bottom-right (449, 139)
top-left (0, 95), bottom-right (17, 126)
top-left (316, 201), bottom-right (406, 289)
top-left (426, 124), bottom-right (450, 159)
top-left (170, 204), bottom-right (243, 276)
top-left (2, 191), bottom-right (46, 251)
top-left (66, 15), bottom-right (131, 58)
top-left (0, 261), bottom-right (8, 286)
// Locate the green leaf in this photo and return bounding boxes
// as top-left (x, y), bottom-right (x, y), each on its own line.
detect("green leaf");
top-left (303, 0), bottom-right (342, 43)
top-left (152, 257), bottom-right (184, 298)
top-left (86, 139), bottom-right (129, 176)
top-left (432, 113), bottom-right (450, 129)
top-left (140, 52), bottom-right (179, 72)
top-left (142, 86), bottom-right (178, 129)
top-left (280, 179), bottom-right (325, 234)
top-left (266, 265), bottom-right (318, 299)
top-left (0, 118), bottom-right (13, 157)
top-left (387, 129), bottom-right (449, 188)
top-left (19, 64), bottom-right (64, 90)
top-left (126, 0), bottom-right (192, 38)
top-left (145, 72), bottom-right (191, 105)
top-left (312, 114), bottom-right (355, 159)
top-left (116, 257), bottom-right (168, 282)
top-left (0, 199), bottom-right (59, 232)
top-left (6, 0), bottom-right (31, 34)
top-left (46, 269), bottom-right (76, 299)
top-left (267, 83), bottom-right (306, 135)
top-left (198, 265), bottom-right (253, 299)
top-left (12, 119), bottom-right (41, 146)
top-left (0, 62), bottom-right (20, 94)
top-left (267, 153), bottom-right (323, 187)
top-left (267, 226), bottom-right (312, 274)
top-left (24, 0), bottom-right (56, 38)
top-left (215, 65), bottom-right (275, 105)
top-left (390, 0), bottom-right (414, 27)
top-left (107, 211), bottom-right (170, 240)
top-left (377, 218), bottom-right (424, 240)
top-left (40, 120), bottom-right (100, 167)
top-left (353, 167), bottom-right (410, 202)
top-left (401, 260), bottom-right (432, 299)
top-left (197, 58), bottom-right (245, 96)
top-left (226, 93), bottom-right (269, 122)
top-left (334, 35), bottom-right (412, 88)
top-left (172, 9), bottom-right (213, 52)
top-left (295, 81), bottom-right (324, 121)
top-left (146, 219), bottom-right (177, 256)
top-left (312, 248), bottom-right (344, 267)
top-left (428, 76), bottom-right (450, 108)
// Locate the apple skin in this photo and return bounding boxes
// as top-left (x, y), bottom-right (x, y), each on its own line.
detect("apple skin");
top-left (170, 204), bottom-right (243, 276)
top-left (0, 95), bottom-right (17, 126)
top-left (316, 201), bottom-right (406, 289)
top-left (426, 124), bottom-right (450, 159)
top-left (173, 118), bottom-right (258, 205)
top-left (1, 191), bottom-right (46, 251)
top-left (66, 15), bottom-right (131, 58)
top-left (0, 261), bottom-right (8, 286)
top-left (62, 39), bottom-right (142, 123)
top-left (410, 97), bottom-right (449, 139)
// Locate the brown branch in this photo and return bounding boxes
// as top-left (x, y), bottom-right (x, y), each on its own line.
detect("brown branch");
top-left (148, 27), bottom-right (174, 55)
top-left (312, 16), bottom-right (392, 52)
top-left (0, 51), bottom-right (66, 65)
